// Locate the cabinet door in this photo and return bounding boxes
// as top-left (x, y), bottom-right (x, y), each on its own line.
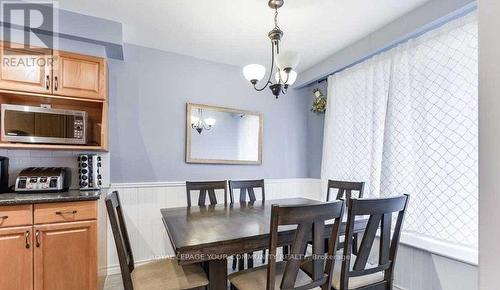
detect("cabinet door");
top-left (0, 226), bottom-right (33, 290)
top-left (53, 51), bottom-right (106, 100)
top-left (0, 43), bottom-right (52, 94)
top-left (34, 221), bottom-right (96, 290)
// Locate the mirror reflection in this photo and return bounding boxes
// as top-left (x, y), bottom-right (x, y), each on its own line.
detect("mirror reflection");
top-left (186, 103), bottom-right (262, 164)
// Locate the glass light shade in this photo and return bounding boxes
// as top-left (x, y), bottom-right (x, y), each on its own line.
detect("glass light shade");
top-left (276, 51), bottom-right (300, 70)
top-left (243, 64), bottom-right (266, 82)
top-left (191, 116), bottom-right (199, 125)
top-left (275, 70), bottom-right (297, 85)
top-left (204, 118), bottom-right (216, 126)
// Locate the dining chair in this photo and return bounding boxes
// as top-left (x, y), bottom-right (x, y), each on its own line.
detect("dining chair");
top-left (326, 180), bottom-right (365, 255)
top-left (106, 191), bottom-right (209, 290)
top-left (325, 195), bottom-right (409, 290)
top-left (229, 179), bottom-right (265, 203)
top-left (186, 180), bottom-right (229, 207)
top-left (228, 179), bottom-right (266, 270)
top-left (228, 200), bottom-right (345, 290)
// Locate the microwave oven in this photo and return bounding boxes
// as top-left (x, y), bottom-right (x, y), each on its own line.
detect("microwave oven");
top-left (1, 104), bottom-right (87, 145)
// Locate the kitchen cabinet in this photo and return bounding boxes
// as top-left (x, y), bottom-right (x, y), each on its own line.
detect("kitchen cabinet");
top-left (0, 200), bottom-right (105, 290)
top-left (53, 51), bottom-right (106, 100)
top-left (0, 43), bottom-right (107, 100)
top-left (0, 43), bottom-right (52, 94)
top-left (34, 221), bottom-right (96, 290)
top-left (0, 226), bottom-right (33, 290)
top-left (0, 41), bottom-right (109, 151)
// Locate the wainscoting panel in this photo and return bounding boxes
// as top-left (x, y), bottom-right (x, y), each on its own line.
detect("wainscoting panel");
top-left (106, 178), bottom-right (322, 274)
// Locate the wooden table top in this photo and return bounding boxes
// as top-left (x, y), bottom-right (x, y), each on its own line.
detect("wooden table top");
top-left (161, 198), bottom-right (367, 264)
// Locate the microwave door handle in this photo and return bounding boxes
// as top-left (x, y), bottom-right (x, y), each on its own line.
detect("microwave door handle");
top-left (46, 75), bottom-right (50, 90)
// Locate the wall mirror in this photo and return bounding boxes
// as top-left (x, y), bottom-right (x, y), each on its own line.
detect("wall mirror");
top-left (186, 103), bottom-right (263, 164)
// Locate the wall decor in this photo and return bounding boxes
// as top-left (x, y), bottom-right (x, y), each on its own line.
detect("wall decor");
top-left (186, 103), bottom-right (263, 165)
top-left (311, 88), bottom-right (327, 114)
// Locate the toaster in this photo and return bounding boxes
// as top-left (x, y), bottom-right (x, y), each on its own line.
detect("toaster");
top-left (15, 167), bottom-right (70, 193)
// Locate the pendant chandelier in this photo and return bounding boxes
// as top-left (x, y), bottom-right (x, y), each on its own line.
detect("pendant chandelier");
top-left (242, 0), bottom-right (300, 98)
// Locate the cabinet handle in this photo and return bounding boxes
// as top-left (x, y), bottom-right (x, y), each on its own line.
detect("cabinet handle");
top-left (35, 230), bottom-right (40, 247)
top-left (55, 210), bottom-right (77, 215)
top-left (25, 231), bottom-right (30, 249)
top-left (54, 76), bottom-right (58, 91)
top-left (46, 75), bottom-right (50, 90)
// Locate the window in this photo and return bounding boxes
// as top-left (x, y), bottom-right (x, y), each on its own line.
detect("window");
top-left (322, 12), bottom-right (478, 250)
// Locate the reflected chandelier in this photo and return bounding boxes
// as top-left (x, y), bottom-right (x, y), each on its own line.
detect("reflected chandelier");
top-left (242, 0), bottom-right (300, 98)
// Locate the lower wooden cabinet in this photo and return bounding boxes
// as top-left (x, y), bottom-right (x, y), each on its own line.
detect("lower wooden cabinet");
top-left (0, 201), bottom-right (106, 290)
top-left (34, 221), bottom-right (97, 290)
top-left (0, 226), bottom-right (33, 290)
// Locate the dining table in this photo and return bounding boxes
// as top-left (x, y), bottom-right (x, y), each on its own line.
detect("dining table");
top-left (160, 197), bottom-right (368, 290)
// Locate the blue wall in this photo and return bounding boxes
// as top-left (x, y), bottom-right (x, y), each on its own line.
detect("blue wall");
top-left (108, 44), bottom-right (313, 182)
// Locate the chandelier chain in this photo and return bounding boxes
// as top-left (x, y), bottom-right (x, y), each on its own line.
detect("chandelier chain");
top-left (274, 8), bottom-right (280, 30)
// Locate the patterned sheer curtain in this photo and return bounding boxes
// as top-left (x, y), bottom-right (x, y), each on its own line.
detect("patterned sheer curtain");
top-left (321, 12), bottom-right (478, 248)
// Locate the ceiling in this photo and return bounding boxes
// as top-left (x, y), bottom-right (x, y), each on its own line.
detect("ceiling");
top-left (58, 0), bottom-right (431, 72)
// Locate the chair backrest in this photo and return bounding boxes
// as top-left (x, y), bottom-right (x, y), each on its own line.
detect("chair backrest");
top-left (267, 201), bottom-right (345, 290)
top-left (186, 180), bottom-right (228, 207)
top-left (228, 179), bottom-right (265, 203)
top-left (326, 180), bottom-right (365, 202)
top-left (105, 191), bottom-right (135, 290)
top-left (340, 195), bottom-right (409, 290)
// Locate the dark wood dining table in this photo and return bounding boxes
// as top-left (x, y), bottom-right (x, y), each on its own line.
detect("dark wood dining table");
top-left (160, 198), bottom-right (368, 290)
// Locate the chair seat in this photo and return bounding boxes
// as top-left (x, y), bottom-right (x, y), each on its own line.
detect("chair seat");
top-left (301, 253), bottom-right (384, 290)
top-left (131, 259), bottom-right (209, 290)
top-left (229, 261), bottom-right (324, 290)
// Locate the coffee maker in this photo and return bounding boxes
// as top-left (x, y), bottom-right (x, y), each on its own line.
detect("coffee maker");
top-left (0, 157), bottom-right (9, 193)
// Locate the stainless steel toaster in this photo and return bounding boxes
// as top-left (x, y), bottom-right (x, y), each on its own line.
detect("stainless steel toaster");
top-left (15, 167), bottom-right (70, 193)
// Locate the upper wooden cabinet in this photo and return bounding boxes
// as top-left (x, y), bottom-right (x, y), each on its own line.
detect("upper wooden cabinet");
top-left (53, 51), bottom-right (107, 100)
top-left (0, 43), bottom-right (107, 100)
top-left (0, 43), bottom-right (52, 94)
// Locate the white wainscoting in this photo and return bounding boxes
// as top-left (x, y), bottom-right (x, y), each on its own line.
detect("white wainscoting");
top-left (105, 178), bottom-right (478, 290)
top-left (106, 178), bottom-right (322, 275)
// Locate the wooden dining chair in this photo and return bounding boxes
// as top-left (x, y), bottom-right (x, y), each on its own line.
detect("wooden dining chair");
top-left (229, 179), bottom-right (266, 270)
top-left (332, 195), bottom-right (409, 290)
top-left (327, 180), bottom-right (365, 255)
top-left (229, 179), bottom-right (265, 203)
top-left (186, 180), bottom-right (229, 207)
top-left (228, 200), bottom-right (345, 290)
top-left (327, 180), bottom-right (365, 202)
top-left (106, 191), bottom-right (209, 290)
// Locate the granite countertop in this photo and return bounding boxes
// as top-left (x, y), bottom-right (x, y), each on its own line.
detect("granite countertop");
top-left (0, 189), bottom-right (104, 205)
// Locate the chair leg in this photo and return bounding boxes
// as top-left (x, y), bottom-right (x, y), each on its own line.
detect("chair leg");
top-left (352, 233), bottom-right (359, 255)
top-left (283, 245), bottom-right (290, 261)
top-left (238, 254), bottom-right (245, 271)
top-left (232, 255), bottom-right (237, 270)
top-left (247, 252), bottom-right (254, 269)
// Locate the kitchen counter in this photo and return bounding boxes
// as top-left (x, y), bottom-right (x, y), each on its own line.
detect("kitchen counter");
top-left (0, 189), bottom-right (103, 205)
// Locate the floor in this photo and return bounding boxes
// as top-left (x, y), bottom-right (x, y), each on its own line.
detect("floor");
top-left (103, 254), bottom-right (266, 290)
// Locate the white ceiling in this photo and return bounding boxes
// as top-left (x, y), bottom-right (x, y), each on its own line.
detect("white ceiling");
top-left (59, 0), bottom-right (431, 72)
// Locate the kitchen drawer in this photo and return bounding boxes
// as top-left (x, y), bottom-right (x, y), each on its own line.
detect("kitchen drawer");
top-left (0, 204), bottom-right (33, 228)
top-left (34, 201), bottom-right (97, 224)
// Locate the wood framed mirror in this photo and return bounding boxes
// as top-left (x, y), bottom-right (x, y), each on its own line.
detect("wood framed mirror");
top-left (186, 103), bottom-right (263, 165)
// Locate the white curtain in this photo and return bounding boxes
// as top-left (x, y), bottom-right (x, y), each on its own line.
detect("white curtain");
top-left (321, 12), bottom-right (478, 248)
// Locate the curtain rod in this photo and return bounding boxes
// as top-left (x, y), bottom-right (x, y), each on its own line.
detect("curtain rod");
top-left (307, 2), bottom-right (477, 86)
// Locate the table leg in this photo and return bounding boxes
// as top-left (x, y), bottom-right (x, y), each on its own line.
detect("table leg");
top-left (208, 258), bottom-right (228, 290)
